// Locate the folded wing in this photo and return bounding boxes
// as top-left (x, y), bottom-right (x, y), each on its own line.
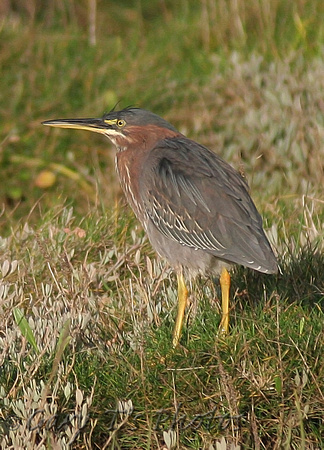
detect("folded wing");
top-left (139, 136), bottom-right (277, 274)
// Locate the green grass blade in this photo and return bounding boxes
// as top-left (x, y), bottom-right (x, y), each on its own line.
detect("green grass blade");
top-left (56, 319), bottom-right (71, 356)
top-left (13, 307), bottom-right (39, 355)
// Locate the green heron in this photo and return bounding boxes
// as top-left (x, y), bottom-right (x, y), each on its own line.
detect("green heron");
top-left (43, 107), bottom-right (278, 346)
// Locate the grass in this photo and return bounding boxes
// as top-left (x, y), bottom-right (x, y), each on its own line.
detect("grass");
top-left (0, 206), bottom-right (323, 448)
top-left (0, 1), bottom-right (324, 448)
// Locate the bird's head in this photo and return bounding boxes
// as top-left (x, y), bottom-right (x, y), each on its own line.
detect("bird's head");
top-left (42, 107), bottom-right (179, 151)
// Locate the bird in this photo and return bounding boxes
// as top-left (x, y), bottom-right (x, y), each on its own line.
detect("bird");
top-left (43, 107), bottom-right (278, 347)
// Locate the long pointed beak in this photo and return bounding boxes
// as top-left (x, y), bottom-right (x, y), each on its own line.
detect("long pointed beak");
top-left (42, 118), bottom-right (109, 135)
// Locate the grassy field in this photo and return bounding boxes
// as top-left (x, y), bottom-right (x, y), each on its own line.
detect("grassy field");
top-left (0, 1), bottom-right (323, 448)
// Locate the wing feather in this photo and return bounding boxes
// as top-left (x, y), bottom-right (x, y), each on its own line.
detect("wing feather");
top-left (139, 136), bottom-right (277, 272)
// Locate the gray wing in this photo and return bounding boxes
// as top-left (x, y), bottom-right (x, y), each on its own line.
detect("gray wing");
top-left (139, 136), bottom-right (277, 273)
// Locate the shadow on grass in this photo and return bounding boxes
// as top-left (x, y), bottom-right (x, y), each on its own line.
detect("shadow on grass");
top-left (232, 243), bottom-right (323, 309)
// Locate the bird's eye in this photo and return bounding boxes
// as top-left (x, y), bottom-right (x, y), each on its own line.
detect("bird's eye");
top-left (117, 119), bottom-right (126, 127)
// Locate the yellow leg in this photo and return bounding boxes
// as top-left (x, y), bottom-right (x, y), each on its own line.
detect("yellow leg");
top-left (172, 271), bottom-right (188, 347)
top-left (220, 267), bottom-right (231, 334)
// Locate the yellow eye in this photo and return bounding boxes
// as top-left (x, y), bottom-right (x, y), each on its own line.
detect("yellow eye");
top-left (117, 119), bottom-right (126, 127)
